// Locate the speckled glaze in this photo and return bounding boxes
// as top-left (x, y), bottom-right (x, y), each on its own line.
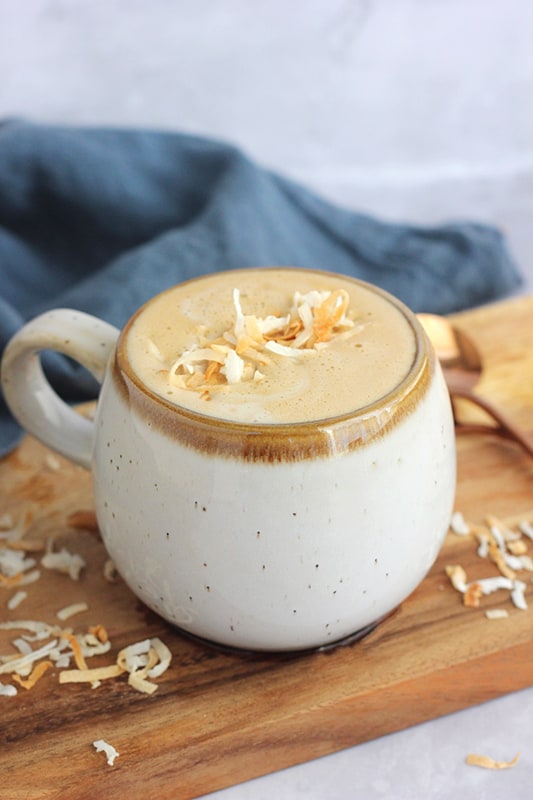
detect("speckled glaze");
top-left (1, 271), bottom-right (456, 651)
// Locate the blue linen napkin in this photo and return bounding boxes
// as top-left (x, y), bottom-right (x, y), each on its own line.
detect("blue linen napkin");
top-left (0, 120), bottom-right (523, 455)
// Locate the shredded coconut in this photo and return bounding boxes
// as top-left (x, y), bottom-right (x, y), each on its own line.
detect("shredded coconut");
top-left (93, 739), bottom-right (119, 766)
top-left (450, 511), bottom-right (470, 536)
top-left (7, 590), bottom-right (27, 610)
top-left (41, 547), bottom-right (85, 580)
top-left (56, 602), bottom-right (89, 621)
top-left (466, 752), bottom-right (519, 770)
top-left (446, 511), bottom-right (532, 612)
top-left (167, 287), bottom-right (355, 395)
top-left (484, 608), bottom-right (509, 620)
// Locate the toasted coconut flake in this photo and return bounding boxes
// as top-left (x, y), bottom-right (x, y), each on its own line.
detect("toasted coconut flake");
top-left (475, 531), bottom-right (490, 559)
top-left (88, 624), bottom-right (109, 644)
top-left (41, 547), bottom-right (85, 580)
top-left (488, 524), bottom-right (506, 552)
top-left (507, 539), bottom-right (528, 556)
top-left (116, 638), bottom-right (151, 672)
top-left (12, 660), bottom-right (52, 690)
top-left (115, 637), bottom-right (171, 693)
top-left (485, 608), bottom-right (509, 620)
top-left (520, 555), bottom-right (533, 571)
top-left (59, 664), bottom-right (125, 684)
top-left (146, 638), bottom-right (172, 679)
top-left (44, 454), bottom-right (61, 471)
top-left (16, 569), bottom-right (41, 586)
top-left (79, 635), bottom-right (111, 659)
top-left (265, 340), bottom-right (316, 358)
top-left (0, 639), bottom-right (58, 676)
top-left (167, 286), bottom-right (356, 394)
top-left (445, 565), bottom-right (468, 593)
top-left (463, 582), bottom-right (483, 608)
top-left (61, 632), bottom-right (88, 671)
top-left (485, 514), bottom-right (521, 542)
top-left (56, 602), bottom-right (89, 621)
top-left (12, 637), bottom-right (32, 656)
top-left (128, 671), bottom-right (158, 695)
top-left (311, 290), bottom-right (351, 343)
top-left (466, 752), bottom-right (519, 770)
top-left (519, 520), bottom-right (533, 540)
top-left (0, 619), bottom-right (55, 638)
top-left (488, 543), bottom-right (517, 580)
top-left (7, 590), bottom-right (28, 610)
top-left (93, 739), bottom-right (120, 766)
top-left (0, 681), bottom-right (17, 697)
top-left (103, 559), bottom-right (118, 582)
top-left (476, 576), bottom-right (514, 595)
top-left (450, 511), bottom-right (471, 536)
top-left (510, 580), bottom-right (528, 610)
top-left (0, 547), bottom-right (37, 578)
top-left (221, 348), bottom-right (244, 384)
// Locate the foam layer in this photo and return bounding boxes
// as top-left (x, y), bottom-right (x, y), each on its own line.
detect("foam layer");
top-left (125, 269), bottom-right (417, 424)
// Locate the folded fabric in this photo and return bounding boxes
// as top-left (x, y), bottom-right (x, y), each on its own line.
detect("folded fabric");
top-left (0, 119), bottom-right (523, 455)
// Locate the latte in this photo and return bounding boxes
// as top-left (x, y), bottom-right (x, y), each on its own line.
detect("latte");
top-left (125, 268), bottom-right (417, 424)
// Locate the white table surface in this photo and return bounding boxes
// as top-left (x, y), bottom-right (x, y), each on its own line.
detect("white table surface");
top-left (2, 2), bottom-right (533, 796)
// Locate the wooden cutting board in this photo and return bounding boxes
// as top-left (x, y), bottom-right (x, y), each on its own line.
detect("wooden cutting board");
top-left (1, 295), bottom-right (533, 800)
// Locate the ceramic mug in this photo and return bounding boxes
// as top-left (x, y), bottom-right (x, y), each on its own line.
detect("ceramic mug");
top-left (1, 268), bottom-right (456, 652)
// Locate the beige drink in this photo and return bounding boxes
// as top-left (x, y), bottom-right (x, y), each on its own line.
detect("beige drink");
top-left (126, 268), bottom-right (417, 424)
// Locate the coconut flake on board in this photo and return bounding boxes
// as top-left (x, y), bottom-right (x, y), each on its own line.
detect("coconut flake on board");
top-left (446, 512), bottom-right (532, 613)
top-left (93, 739), bottom-right (120, 766)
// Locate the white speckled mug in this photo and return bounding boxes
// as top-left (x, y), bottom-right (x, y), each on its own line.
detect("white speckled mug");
top-left (1, 268), bottom-right (456, 651)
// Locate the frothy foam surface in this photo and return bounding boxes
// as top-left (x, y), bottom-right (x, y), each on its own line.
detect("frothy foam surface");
top-left (125, 269), bottom-right (417, 424)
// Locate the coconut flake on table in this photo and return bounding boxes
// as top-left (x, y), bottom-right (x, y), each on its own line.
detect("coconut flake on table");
top-left (484, 608), bottom-right (509, 620)
top-left (41, 547), bottom-right (85, 580)
top-left (466, 752), bottom-right (520, 770)
top-left (7, 590), bottom-right (28, 610)
top-left (476, 576), bottom-right (514, 595)
top-left (93, 739), bottom-right (120, 766)
top-left (12, 637), bottom-right (32, 656)
top-left (445, 565), bottom-right (468, 593)
top-left (0, 638), bottom-right (59, 676)
top-left (56, 602), bottom-right (89, 621)
top-left (0, 548), bottom-right (37, 578)
top-left (510, 580), bottom-right (528, 610)
top-left (450, 511), bottom-right (471, 536)
top-left (519, 520), bottom-right (533, 540)
top-left (0, 619), bottom-right (57, 640)
top-left (486, 514), bottom-right (523, 543)
top-left (0, 515), bottom-right (27, 542)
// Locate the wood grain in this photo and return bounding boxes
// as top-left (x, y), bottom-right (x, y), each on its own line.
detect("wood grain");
top-left (1, 295), bottom-right (533, 800)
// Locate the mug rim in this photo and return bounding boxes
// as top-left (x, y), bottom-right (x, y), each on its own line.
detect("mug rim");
top-left (112, 267), bottom-right (433, 459)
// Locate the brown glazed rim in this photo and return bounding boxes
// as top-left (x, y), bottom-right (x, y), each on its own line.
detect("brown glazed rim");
top-left (113, 268), bottom-right (434, 463)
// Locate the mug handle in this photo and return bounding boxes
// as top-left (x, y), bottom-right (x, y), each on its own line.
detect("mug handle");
top-left (1, 310), bottom-right (120, 469)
